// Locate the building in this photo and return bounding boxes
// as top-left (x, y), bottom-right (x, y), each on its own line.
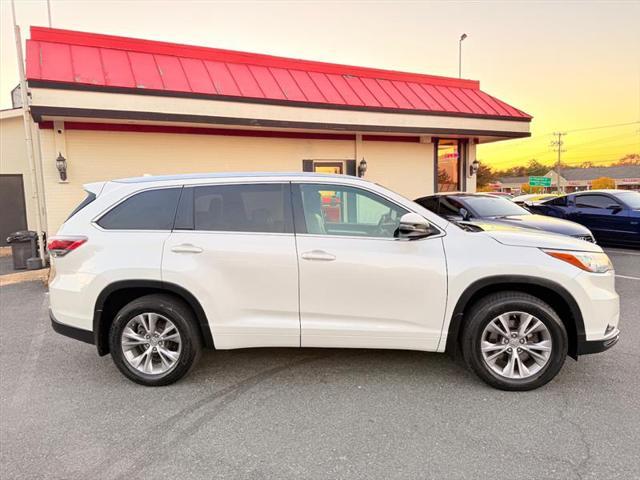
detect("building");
top-left (493, 166), bottom-right (640, 195)
top-left (545, 166), bottom-right (640, 192)
top-left (493, 175), bottom-right (530, 193)
top-left (1, 26), bottom-right (531, 238)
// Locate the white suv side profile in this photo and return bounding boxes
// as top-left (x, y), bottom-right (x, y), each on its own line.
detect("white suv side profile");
top-left (48, 173), bottom-right (620, 390)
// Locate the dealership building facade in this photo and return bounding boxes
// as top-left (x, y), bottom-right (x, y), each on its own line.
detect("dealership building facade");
top-left (1, 27), bottom-right (530, 240)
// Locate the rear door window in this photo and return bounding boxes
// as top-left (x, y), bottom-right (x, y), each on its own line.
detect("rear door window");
top-left (175, 183), bottom-right (293, 233)
top-left (97, 188), bottom-right (181, 230)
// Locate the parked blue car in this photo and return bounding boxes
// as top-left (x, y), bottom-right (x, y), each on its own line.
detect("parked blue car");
top-left (527, 190), bottom-right (640, 248)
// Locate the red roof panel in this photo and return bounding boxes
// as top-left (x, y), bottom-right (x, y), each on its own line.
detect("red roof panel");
top-left (203, 61), bottom-right (239, 96)
top-left (359, 77), bottom-right (396, 108)
top-left (344, 76), bottom-right (380, 107)
top-left (39, 42), bottom-right (74, 83)
top-left (248, 65), bottom-right (286, 100)
top-left (155, 55), bottom-right (190, 92)
top-left (100, 48), bottom-right (135, 87)
top-left (326, 74), bottom-right (364, 106)
top-left (269, 67), bottom-right (307, 102)
top-left (308, 72), bottom-right (345, 104)
top-left (128, 51), bottom-right (164, 89)
top-left (288, 70), bottom-right (325, 102)
top-left (376, 79), bottom-right (413, 109)
top-left (25, 26), bottom-right (531, 121)
top-left (226, 63), bottom-right (264, 98)
top-left (179, 58), bottom-right (216, 94)
top-left (70, 45), bottom-right (104, 85)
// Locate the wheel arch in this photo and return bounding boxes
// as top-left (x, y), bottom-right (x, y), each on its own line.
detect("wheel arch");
top-left (93, 280), bottom-right (214, 356)
top-left (445, 275), bottom-right (585, 360)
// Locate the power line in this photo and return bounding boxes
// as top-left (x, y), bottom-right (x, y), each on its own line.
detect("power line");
top-left (479, 120), bottom-right (640, 152)
top-left (565, 121), bottom-right (640, 133)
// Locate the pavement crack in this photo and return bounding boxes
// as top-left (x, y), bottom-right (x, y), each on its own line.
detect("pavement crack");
top-left (87, 354), bottom-right (328, 480)
top-left (557, 396), bottom-right (594, 480)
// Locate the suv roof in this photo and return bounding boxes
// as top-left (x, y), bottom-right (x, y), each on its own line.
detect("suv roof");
top-left (417, 192), bottom-right (498, 198)
top-left (113, 172), bottom-right (354, 184)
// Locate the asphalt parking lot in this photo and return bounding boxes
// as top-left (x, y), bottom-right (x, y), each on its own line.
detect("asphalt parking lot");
top-left (1, 248), bottom-right (638, 480)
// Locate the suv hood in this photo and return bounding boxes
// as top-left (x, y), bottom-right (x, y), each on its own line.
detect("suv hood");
top-left (480, 226), bottom-right (602, 252)
top-left (475, 214), bottom-right (591, 236)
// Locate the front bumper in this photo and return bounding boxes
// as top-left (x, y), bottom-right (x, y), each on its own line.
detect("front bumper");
top-left (50, 309), bottom-right (94, 345)
top-left (577, 328), bottom-right (620, 355)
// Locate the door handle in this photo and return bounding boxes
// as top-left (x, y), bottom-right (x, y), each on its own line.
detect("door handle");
top-left (171, 243), bottom-right (203, 254)
top-left (301, 250), bottom-right (336, 261)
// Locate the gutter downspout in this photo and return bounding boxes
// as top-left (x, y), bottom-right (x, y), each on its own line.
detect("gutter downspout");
top-left (11, 2), bottom-right (47, 267)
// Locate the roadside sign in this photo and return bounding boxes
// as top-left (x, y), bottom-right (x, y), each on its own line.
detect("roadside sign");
top-left (529, 176), bottom-right (551, 187)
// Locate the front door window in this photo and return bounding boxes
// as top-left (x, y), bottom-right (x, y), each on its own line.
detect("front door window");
top-left (298, 183), bottom-right (408, 238)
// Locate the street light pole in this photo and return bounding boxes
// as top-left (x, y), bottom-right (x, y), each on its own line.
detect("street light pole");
top-left (458, 33), bottom-right (467, 78)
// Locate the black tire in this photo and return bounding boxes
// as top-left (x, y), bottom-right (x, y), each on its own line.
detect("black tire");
top-left (109, 293), bottom-right (201, 386)
top-left (461, 291), bottom-right (568, 391)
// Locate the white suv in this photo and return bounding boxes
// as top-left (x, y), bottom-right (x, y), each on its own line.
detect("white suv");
top-left (48, 173), bottom-right (620, 390)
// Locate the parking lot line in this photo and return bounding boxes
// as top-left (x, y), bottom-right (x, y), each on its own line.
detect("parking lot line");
top-left (616, 274), bottom-right (640, 281)
top-left (605, 248), bottom-right (640, 257)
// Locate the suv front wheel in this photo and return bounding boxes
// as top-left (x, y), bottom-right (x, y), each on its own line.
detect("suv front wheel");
top-left (462, 291), bottom-right (568, 391)
top-left (109, 294), bottom-right (201, 386)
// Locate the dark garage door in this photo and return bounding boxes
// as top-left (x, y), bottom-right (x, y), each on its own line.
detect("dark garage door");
top-left (0, 174), bottom-right (28, 246)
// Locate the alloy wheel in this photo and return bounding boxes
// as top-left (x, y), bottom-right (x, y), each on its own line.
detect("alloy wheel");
top-left (480, 311), bottom-right (552, 379)
top-left (121, 313), bottom-right (182, 375)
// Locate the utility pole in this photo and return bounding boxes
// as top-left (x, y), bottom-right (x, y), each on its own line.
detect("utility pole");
top-left (551, 132), bottom-right (567, 193)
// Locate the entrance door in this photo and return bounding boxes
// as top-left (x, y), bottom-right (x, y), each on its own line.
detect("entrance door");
top-left (293, 182), bottom-right (448, 351)
top-left (0, 175), bottom-right (28, 246)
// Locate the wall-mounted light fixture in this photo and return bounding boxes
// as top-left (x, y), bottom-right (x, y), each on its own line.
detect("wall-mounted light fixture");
top-left (357, 157), bottom-right (368, 177)
top-left (56, 153), bottom-right (67, 181)
top-left (469, 158), bottom-right (480, 176)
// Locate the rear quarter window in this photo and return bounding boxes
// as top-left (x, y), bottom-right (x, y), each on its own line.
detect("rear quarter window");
top-left (97, 188), bottom-right (182, 230)
top-left (66, 191), bottom-right (96, 221)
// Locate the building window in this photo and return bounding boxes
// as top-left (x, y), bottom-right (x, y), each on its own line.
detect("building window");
top-left (436, 139), bottom-right (462, 192)
top-left (302, 159), bottom-right (357, 176)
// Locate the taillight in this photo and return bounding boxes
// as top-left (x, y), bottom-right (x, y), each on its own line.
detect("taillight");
top-left (47, 236), bottom-right (88, 257)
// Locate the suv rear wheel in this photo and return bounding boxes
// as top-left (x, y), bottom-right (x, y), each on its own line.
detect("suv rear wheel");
top-left (109, 294), bottom-right (201, 386)
top-left (461, 291), bottom-right (568, 391)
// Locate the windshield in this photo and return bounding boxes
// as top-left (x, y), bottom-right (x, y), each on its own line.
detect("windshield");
top-left (616, 191), bottom-right (640, 209)
top-left (462, 196), bottom-right (531, 217)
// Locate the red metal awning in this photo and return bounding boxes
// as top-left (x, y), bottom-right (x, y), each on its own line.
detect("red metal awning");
top-left (26, 27), bottom-right (531, 122)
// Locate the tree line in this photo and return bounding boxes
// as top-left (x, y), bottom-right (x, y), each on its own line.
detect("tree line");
top-left (477, 153), bottom-right (639, 188)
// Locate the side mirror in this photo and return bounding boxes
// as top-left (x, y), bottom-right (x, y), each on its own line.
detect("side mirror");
top-left (606, 204), bottom-right (622, 213)
top-left (459, 207), bottom-right (471, 221)
top-left (397, 212), bottom-right (436, 240)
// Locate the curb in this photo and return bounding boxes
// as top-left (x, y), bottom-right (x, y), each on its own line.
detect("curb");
top-left (0, 268), bottom-right (50, 287)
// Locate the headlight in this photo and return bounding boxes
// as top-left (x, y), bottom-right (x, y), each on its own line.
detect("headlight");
top-left (543, 250), bottom-right (613, 273)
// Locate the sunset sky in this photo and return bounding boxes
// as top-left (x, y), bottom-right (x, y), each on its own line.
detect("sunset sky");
top-left (1, 0), bottom-right (638, 170)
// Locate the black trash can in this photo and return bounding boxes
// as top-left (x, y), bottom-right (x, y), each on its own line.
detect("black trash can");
top-left (6, 230), bottom-right (39, 270)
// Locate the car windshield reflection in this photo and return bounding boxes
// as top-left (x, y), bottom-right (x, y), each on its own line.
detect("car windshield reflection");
top-left (462, 196), bottom-right (532, 217)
